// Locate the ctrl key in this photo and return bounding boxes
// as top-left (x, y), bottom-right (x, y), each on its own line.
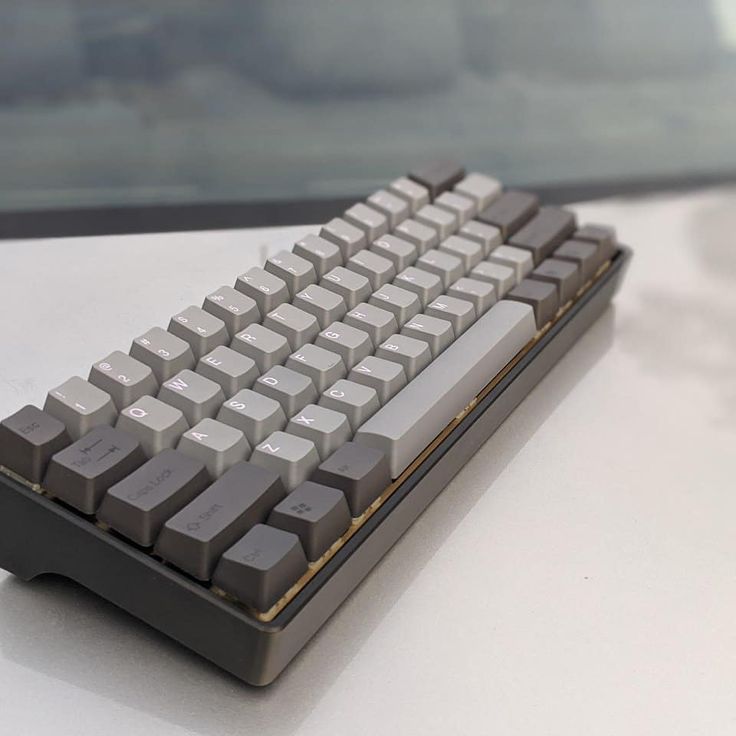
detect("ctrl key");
top-left (0, 405), bottom-right (70, 484)
top-left (213, 524), bottom-right (308, 612)
top-left (43, 425), bottom-right (146, 514)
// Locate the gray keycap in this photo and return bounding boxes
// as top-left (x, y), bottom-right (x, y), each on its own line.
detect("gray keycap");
top-left (0, 405), bottom-right (70, 484)
top-left (343, 302), bottom-right (398, 345)
top-left (375, 334), bottom-right (432, 380)
top-left (572, 224), bottom-right (617, 265)
top-left (454, 172), bottom-right (502, 210)
top-left (320, 217), bottom-right (367, 259)
top-left (415, 249), bottom-right (464, 288)
top-left (409, 161), bottom-right (465, 199)
top-left (425, 295), bottom-right (476, 335)
top-left (231, 323), bottom-right (290, 373)
top-left (293, 233), bottom-right (343, 277)
top-left (202, 285), bottom-right (261, 337)
top-left (319, 379), bottom-right (380, 431)
top-left (574, 223), bottom-right (616, 252)
top-left (89, 350), bottom-right (158, 410)
top-left (367, 189), bottom-right (410, 228)
top-left (312, 442), bottom-right (391, 516)
top-left (415, 204), bottom-right (458, 240)
top-left (506, 278), bottom-right (559, 329)
top-left (393, 266), bottom-right (443, 308)
top-left (346, 250), bottom-right (396, 290)
top-left (217, 389), bottom-right (286, 446)
top-left (349, 356), bottom-right (407, 403)
top-left (97, 449), bottom-right (209, 547)
top-left (268, 481), bottom-right (351, 561)
top-left (344, 203), bottom-right (389, 241)
top-left (130, 326), bottom-right (195, 383)
top-left (168, 306), bottom-right (229, 359)
top-left (177, 418), bottom-right (250, 479)
top-left (401, 314), bottom-right (455, 357)
top-left (394, 218), bottom-right (439, 255)
top-left (488, 245), bottom-right (534, 283)
top-left (235, 266), bottom-right (290, 315)
top-left (553, 239), bottom-right (600, 282)
top-left (293, 283), bottom-right (347, 328)
top-left (197, 345), bottom-right (259, 397)
top-left (388, 176), bottom-right (430, 213)
top-left (286, 404), bottom-right (352, 460)
top-left (469, 261), bottom-right (516, 296)
top-left (265, 250), bottom-right (317, 296)
top-left (370, 234), bottom-right (417, 271)
top-left (250, 431), bottom-right (321, 492)
top-left (529, 257), bottom-right (581, 304)
top-left (434, 190), bottom-right (477, 224)
top-left (478, 190), bottom-right (539, 239)
top-left (354, 301), bottom-right (536, 477)
top-left (212, 524), bottom-right (308, 611)
top-left (158, 369), bottom-right (225, 425)
top-left (508, 207), bottom-right (576, 266)
top-left (116, 395), bottom-right (189, 457)
top-left (320, 266), bottom-right (372, 309)
top-left (263, 303), bottom-right (319, 350)
top-left (459, 220), bottom-right (503, 256)
top-left (438, 235), bottom-right (484, 271)
top-left (156, 461), bottom-right (286, 580)
top-left (315, 321), bottom-right (373, 370)
top-left (447, 277), bottom-right (497, 315)
top-left (44, 376), bottom-right (117, 441)
top-left (285, 344), bottom-right (346, 392)
top-left (44, 425), bottom-right (145, 514)
top-left (369, 284), bottom-right (421, 327)
top-left (254, 366), bottom-right (317, 416)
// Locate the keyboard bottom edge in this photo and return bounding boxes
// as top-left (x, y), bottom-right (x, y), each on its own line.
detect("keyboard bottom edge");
top-left (0, 246), bottom-right (631, 686)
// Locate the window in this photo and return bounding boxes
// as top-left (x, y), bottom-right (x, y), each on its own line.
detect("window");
top-left (1, 0), bottom-right (735, 215)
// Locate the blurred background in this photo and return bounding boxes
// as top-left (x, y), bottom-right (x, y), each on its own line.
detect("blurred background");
top-left (1, 0), bottom-right (735, 217)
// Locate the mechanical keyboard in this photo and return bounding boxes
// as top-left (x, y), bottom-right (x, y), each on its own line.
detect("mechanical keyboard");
top-left (0, 162), bottom-right (631, 685)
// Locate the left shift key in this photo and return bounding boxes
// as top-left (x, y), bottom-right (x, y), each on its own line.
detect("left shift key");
top-left (44, 425), bottom-right (145, 513)
top-left (0, 405), bottom-right (71, 484)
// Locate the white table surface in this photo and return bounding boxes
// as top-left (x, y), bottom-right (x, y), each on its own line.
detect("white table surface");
top-left (1, 188), bottom-right (735, 735)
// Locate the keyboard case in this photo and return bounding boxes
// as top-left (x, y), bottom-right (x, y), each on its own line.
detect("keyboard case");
top-left (0, 245), bottom-right (631, 686)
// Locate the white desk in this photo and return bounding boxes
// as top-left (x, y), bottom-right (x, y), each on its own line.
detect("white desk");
top-left (1, 189), bottom-right (735, 735)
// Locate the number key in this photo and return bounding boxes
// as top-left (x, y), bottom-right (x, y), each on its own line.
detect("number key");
top-left (203, 285), bottom-right (260, 337)
top-left (89, 350), bottom-right (158, 410)
top-left (265, 250), bottom-right (317, 296)
top-left (44, 376), bottom-right (117, 441)
top-left (130, 326), bottom-right (194, 383)
top-left (169, 306), bottom-right (229, 360)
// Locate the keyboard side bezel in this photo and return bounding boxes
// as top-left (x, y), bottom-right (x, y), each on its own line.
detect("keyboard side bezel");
top-left (0, 245), bottom-right (631, 685)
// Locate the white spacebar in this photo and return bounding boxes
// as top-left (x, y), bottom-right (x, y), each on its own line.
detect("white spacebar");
top-left (353, 300), bottom-right (536, 478)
